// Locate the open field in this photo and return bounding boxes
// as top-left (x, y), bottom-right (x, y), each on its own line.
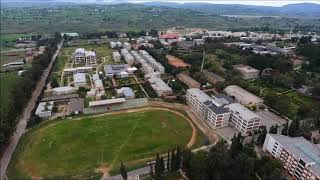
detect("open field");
top-left (166, 55), bottom-right (190, 68)
top-left (7, 109), bottom-right (201, 179)
top-left (285, 91), bottom-right (320, 107)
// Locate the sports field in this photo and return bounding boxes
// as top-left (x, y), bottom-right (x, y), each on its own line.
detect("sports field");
top-left (7, 109), bottom-right (199, 179)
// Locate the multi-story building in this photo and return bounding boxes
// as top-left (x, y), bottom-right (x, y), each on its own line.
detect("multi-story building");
top-left (85, 51), bottom-right (97, 66)
top-left (124, 42), bottom-right (131, 51)
top-left (73, 48), bottom-right (97, 66)
top-left (74, 48), bottom-right (86, 64)
top-left (177, 73), bottom-right (201, 89)
top-left (148, 77), bottom-right (172, 97)
top-left (186, 88), bottom-right (230, 129)
top-left (139, 50), bottom-right (165, 74)
top-left (263, 134), bottom-right (320, 180)
top-left (225, 103), bottom-right (261, 135)
top-left (121, 49), bottom-right (134, 66)
top-left (224, 85), bottom-right (264, 108)
top-left (233, 64), bottom-right (260, 80)
top-left (113, 51), bottom-right (121, 63)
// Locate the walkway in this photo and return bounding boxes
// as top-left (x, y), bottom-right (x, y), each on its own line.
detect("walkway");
top-left (0, 40), bottom-right (64, 180)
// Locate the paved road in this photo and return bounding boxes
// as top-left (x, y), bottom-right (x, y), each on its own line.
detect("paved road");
top-left (0, 40), bottom-right (64, 180)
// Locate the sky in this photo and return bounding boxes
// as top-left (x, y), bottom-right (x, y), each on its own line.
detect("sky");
top-left (130, 0), bottom-right (320, 6)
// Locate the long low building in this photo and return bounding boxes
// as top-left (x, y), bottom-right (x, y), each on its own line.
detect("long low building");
top-left (233, 64), bottom-right (260, 80)
top-left (148, 77), bottom-right (172, 97)
top-left (89, 98), bottom-right (126, 107)
top-left (64, 66), bottom-right (93, 75)
top-left (177, 73), bottom-right (201, 89)
top-left (263, 134), bottom-right (320, 180)
top-left (224, 85), bottom-right (264, 108)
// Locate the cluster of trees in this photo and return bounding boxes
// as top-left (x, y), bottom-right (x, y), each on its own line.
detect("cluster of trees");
top-left (81, 29), bottom-right (159, 40)
top-left (0, 35), bottom-right (60, 148)
top-left (150, 146), bottom-right (182, 179)
top-left (182, 134), bottom-right (284, 180)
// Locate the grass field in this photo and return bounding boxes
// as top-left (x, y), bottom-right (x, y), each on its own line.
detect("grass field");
top-left (8, 109), bottom-right (200, 179)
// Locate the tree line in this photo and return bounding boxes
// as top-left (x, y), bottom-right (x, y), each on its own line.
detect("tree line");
top-left (0, 34), bottom-right (60, 148)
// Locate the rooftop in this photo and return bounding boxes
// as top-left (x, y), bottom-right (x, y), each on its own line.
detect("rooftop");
top-left (225, 103), bottom-right (260, 120)
top-left (224, 85), bottom-right (263, 104)
top-left (187, 88), bottom-right (212, 103)
top-left (233, 64), bottom-right (259, 73)
top-left (73, 73), bottom-right (86, 83)
top-left (268, 134), bottom-right (320, 177)
top-left (89, 98), bottom-right (126, 107)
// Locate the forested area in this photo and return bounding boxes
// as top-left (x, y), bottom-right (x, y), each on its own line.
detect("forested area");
top-left (135, 135), bottom-right (284, 180)
top-left (0, 34), bottom-right (60, 150)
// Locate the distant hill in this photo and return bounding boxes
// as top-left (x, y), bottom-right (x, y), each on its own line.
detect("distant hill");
top-left (143, 2), bottom-right (320, 18)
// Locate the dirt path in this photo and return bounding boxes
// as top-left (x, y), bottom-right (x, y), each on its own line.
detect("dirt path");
top-left (0, 40), bottom-right (64, 180)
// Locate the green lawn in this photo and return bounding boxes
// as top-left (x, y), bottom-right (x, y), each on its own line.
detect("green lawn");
top-left (8, 109), bottom-right (198, 179)
top-left (285, 91), bottom-right (320, 107)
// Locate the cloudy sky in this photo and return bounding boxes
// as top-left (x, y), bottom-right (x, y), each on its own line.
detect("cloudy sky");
top-left (131, 0), bottom-right (320, 6)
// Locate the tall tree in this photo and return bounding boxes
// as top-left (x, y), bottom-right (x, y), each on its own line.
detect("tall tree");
top-left (155, 153), bottom-right (161, 179)
top-left (230, 133), bottom-right (243, 157)
top-left (160, 156), bottom-right (165, 175)
top-left (281, 122), bottom-right (289, 136)
top-left (288, 120), bottom-right (301, 137)
top-left (120, 162), bottom-right (127, 180)
top-left (167, 150), bottom-right (170, 172)
top-left (176, 146), bottom-right (182, 169)
top-left (269, 125), bottom-right (277, 134)
top-left (257, 127), bottom-right (267, 145)
top-left (170, 149), bottom-right (176, 172)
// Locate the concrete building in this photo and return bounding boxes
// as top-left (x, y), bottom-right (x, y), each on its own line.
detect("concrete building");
top-left (74, 48), bottom-right (86, 64)
top-left (177, 73), bottom-right (201, 88)
top-left (104, 64), bottom-right (136, 79)
top-left (64, 66), bottom-right (93, 75)
top-left (123, 42), bottom-right (131, 51)
top-left (85, 51), bottom-right (97, 66)
top-left (73, 73), bottom-right (87, 88)
top-left (225, 103), bottom-right (261, 135)
top-left (113, 51), bottom-right (121, 63)
top-left (202, 70), bottom-right (225, 84)
top-left (139, 50), bottom-right (165, 74)
top-left (121, 49), bottom-right (134, 66)
top-left (73, 48), bottom-right (97, 66)
top-left (110, 42), bottom-right (117, 49)
top-left (35, 101), bottom-right (54, 118)
top-left (52, 86), bottom-right (75, 95)
top-left (89, 98), bottom-right (126, 107)
top-left (186, 88), bottom-right (230, 129)
top-left (263, 134), bottom-right (320, 180)
top-left (233, 64), bottom-right (260, 80)
top-left (87, 74), bottom-right (105, 99)
top-left (116, 41), bottom-right (123, 48)
top-left (131, 51), bottom-right (155, 75)
top-left (224, 85), bottom-right (264, 108)
top-left (148, 77), bottom-right (172, 96)
top-left (117, 87), bottom-right (135, 99)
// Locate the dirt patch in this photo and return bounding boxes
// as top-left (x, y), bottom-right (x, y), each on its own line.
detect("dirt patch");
top-left (166, 55), bottom-right (191, 68)
top-left (97, 164), bottom-right (112, 179)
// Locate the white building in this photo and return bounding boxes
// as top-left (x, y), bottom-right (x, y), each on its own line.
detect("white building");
top-left (225, 103), bottom-right (261, 135)
top-left (110, 42), bottom-right (117, 49)
top-left (113, 51), bottom-right (121, 63)
top-left (139, 50), bottom-right (165, 74)
top-left (233, 64), bottom-right (260, 80)
top-left (263, 134), bottom-right (320, 180)
top-left (64, 66), bottom-right (93, 75)
top-left (35, 101), bottom-right (54, 118)
top-left (73, 48), bottom-right (97, 66)
top-left (123, 42), bottom-right (131, 51)
top-left (224, 85), bottom-right (264, 108)
top-left (85, 51), bottom-right (97, 66)
top-left (73, 73), bottom-right (87, 88)
top-left (148, 77), bottom-right (172, 96)
top-left (74, 48), bottom-right (86, 64)
top-left (88, 74), bottom-right (105, 99)
top-left (117, 87), bottom-right (135, 99)
top-left (186, 88), bottom-right (230, 129)
top-left (52, 86), bottom-right (75, 95)
top-left (116, 41), bottom-right (123, 48)
top-left (121, 49), bottom-right (134, 66)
